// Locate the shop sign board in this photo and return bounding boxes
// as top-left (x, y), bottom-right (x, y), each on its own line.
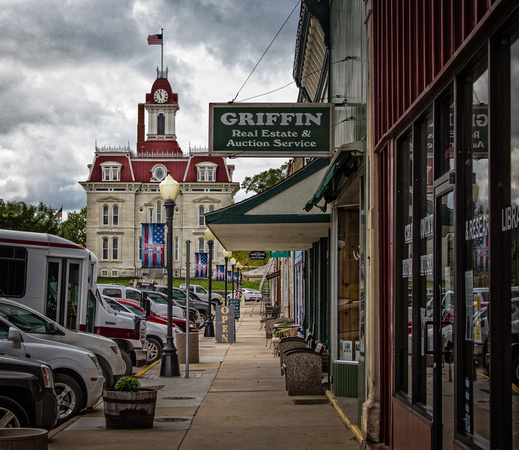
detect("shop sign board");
top-left (209, 103), bottom-right (334, 157)
top-left (215, 305), bottom-right (236, 343)
top-left (269, 251), bottom-right (290, 258)
top-left (249, 251), bottom-right (267, 260)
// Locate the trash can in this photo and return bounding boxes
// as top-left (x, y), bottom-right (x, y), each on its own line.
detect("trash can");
top-left (176, 332), bottom-right (199, 363)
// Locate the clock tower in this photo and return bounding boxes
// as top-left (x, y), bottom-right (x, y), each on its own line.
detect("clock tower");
top-left (137, 69), bottom-right (182, 156)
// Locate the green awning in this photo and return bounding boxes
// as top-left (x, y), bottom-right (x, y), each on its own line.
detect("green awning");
top-left (205, 158), bottom-right (331, 251)
top-left (304, 151), bottom-right (359, 212)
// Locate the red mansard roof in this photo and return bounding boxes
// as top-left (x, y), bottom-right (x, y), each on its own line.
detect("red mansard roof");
top-left (87, 153), bottom-right (232, 184)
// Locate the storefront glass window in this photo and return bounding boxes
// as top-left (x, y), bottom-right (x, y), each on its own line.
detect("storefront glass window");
top-left (396, 132), bottom-right (413, 396)
top-left (337, 208), bottom-right (360, 362)
top-left (470, 67), bottom-right (490, 443)
top-left (417, 113), bottom-right (434, 409)
top-left (510, 35), bottom-right (519, 446)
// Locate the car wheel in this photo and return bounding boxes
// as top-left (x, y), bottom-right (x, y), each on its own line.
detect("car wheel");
top-left (512, 356), bottom-right (519, 387)
top-left (212, 298), bottom-right (221, 305)
top-left (121, 350), bottom-right (133, 376)
top-left (55, 373), bottom-right (84, 425)
top-left (0, 396), bottom-right (30, 428)
top-left (97, 356), bottom-right (114, 388)
top-left (146, 337), bottom-right (162, 363)
top-left (198, 313), bottom-right (207, 329)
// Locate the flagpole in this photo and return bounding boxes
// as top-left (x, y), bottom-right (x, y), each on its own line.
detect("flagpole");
top-left (161, 28), bottom-right (164, 77)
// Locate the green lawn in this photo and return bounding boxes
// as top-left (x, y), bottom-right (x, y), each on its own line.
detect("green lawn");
top-left (96, 277), bottom-right (261, 292)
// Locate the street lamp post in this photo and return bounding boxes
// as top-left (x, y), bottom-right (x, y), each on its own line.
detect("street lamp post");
top-left (223, 250), bottom-right (232, 306)
top-left (204, 228), bottom-right (215, 338)
top-left (236, 262), bottom-right (242, 301)
top-left (230, 257), bottom-right (236, 299)
top-left (159, 175), bottom-right (181, 377)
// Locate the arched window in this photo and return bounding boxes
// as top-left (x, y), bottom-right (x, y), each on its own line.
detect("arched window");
top-left (208, 205), bottom-right (215, 213)
top-left (198, 206), bottom-right (205, 226)
top-left (102, 206), bottom-right (109, 226)
top-left (112, 205), bottom-right (119, 226)
top-left (156, 201), bottom-right (162, 223)
top-left (157, 113), bottom-right (165, 135)
top-left (174, 237), bottom-right (179, 260)
top-left (198, 238), bottom-right (205, 253)
top-left (102, 238), bottom-right (109, 260)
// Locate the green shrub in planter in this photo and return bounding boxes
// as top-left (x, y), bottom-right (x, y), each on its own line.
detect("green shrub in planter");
top-left (104, 376), bottom-right (157, 429)
top-left (114, 376), bottom-right (141, 392)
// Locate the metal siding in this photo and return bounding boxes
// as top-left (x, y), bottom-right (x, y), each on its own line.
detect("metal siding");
top-left (331, 362), bottom-right (359, 398)
top-left (372, 0), bottom-right (495, 150)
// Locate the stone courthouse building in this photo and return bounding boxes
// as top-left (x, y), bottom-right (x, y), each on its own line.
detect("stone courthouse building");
top-left (80, 69), bottom-right (239, 279)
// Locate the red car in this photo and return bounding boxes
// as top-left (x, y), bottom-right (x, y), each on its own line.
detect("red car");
top-left (115, 298), bottom-right (198, 333)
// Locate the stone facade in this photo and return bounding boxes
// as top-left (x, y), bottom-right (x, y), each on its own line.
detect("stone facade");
top-left (80, 74), bottom-right (239, 279)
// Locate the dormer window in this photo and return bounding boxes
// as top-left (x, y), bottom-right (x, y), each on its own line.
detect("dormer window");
top-left (196, 162), bottom-right (217, 182)
top-left (101, 161), bottom-right (122, 181)
top-left (151, 164), bottom-right (167, 182)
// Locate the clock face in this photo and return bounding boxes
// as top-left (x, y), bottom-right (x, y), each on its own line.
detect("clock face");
top-left (153, 89), bottom-right (168, 103)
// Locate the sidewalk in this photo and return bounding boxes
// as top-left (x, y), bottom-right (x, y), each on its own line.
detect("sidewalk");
top-left (48, 304), bottom-right (361, 450)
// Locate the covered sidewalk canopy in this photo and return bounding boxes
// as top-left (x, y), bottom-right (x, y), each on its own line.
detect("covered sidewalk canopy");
top-left (205, 158), bottom-right (331, 251)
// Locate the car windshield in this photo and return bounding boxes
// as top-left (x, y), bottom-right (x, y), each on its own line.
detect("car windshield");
top-left (147, 293), bottom-right (168, 305)
top-left (0, 303), bottom-right (48, 334)
top-left (119, 302), bottom-right (144, 316)
top-left (105, 298), bottom-right (130, 312)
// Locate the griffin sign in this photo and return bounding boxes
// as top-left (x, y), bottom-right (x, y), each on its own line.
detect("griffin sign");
top-left (209, 103), bottom-right (334, 157)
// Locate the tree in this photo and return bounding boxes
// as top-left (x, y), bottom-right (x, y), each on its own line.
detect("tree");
top-left (62, 206), bottom-right (87, 247)
top-left (241, 162), bottom-right (288, 194)
top-left (0, 199), bottom-right (60, 234)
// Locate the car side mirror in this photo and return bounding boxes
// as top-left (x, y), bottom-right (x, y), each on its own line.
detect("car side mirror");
top-left (46, 322), bottom-right (65, 335)
top-left (8, 327), bottom-right (23, 349)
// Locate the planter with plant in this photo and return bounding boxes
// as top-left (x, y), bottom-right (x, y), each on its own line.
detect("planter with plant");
top-left (103, 376), bottom-right (157, 429)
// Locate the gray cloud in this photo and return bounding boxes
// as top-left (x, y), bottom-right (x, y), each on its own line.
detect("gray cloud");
top-left (0, 0), bottom-right (300, 213)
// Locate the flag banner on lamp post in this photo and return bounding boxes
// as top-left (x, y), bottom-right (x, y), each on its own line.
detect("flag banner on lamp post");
top-left (142, 223), bottom-right (165, 268)
top-left (215, 265), bottom-right (225, 281)
top-left (194, 252), bottom-right (208, 278)
top-left (226, 271), bottom-right (233, 284)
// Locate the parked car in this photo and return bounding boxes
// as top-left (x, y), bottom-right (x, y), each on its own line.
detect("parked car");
top-left (0, 316), bottom-right (104, 424)
top-left (171, 287), bottom-right (216, 322)
top-left (141, 290), bottom-right (201, 325)
top-left (0, 354), bottom-right (57, 429)
top-left (179, 284), bottom-right (223, 305)
top-left (98, 284), bottom-right (192, 321)
top-left (242, 288), bottom-right (262, 301)
top-left (103, 297), bottom-right (169, 364)
top-left (114, 298), bottom-right (198, 333)
top-left (0, 297), bottom-right (126, 387)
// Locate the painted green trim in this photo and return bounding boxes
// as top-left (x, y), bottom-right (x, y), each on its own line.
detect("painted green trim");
top-left (207, 213), bottom-right (330, 226)
top-left (206, 157), bottom-right (330, 224)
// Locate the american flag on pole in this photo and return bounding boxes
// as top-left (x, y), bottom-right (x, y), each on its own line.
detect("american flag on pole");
top-left (215, 265), bottom-right (225, 281)
top-left (235, 273), bottom-right (242, 299)
top-left (194, 252), bottom-right (208, 278)
top-left (147, 34), bottom-right (163, 45)
top-left (52, 206), bottom-right (63, 220)
top-left (142, 223), bottom-right (165, 268)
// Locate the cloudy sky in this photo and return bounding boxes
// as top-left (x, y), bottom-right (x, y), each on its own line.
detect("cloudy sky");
top-left (0, 0), bottom-right (300, 215)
